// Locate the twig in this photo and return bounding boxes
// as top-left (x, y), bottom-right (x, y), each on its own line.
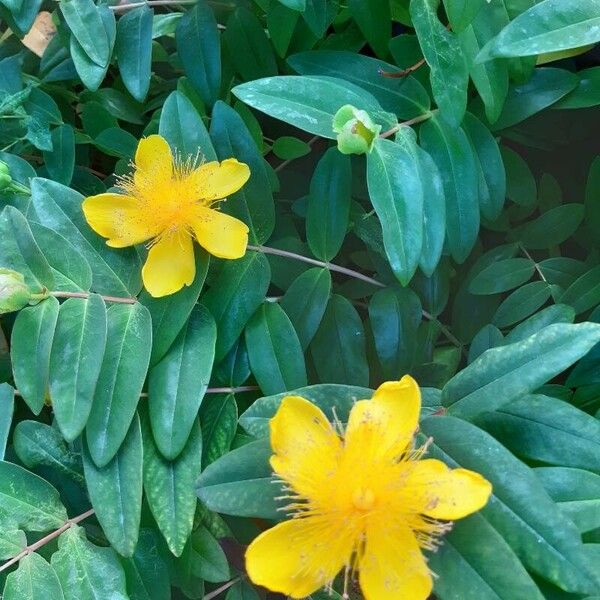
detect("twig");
top-left (0, 508), bottom-right (95, 574)
top-left (379, 58), bottom-right (426, 79)
top-left (519, 244), bottom-right (548, 283)
top-left (203, 576), bottom-right (244, 600)
top-left (109, 0), bottom-right (198, 11)
top-left (49, 291), bottom-right (137, 304)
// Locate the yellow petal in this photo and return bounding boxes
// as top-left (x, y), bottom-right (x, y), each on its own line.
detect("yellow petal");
top-left (82, 193), bottom-right (157, 247)
top-left (246, 516), bottom-right (353, 599)
top-left (399, 459), bottom-right (492, 520)
top-left (343, 376), bottom-right (421, 464)
top-left (359, 520), bottom-right (432, 600)
top-left (270, 396), bottom-right (342, 500)
top-left (188, 158), bottom-right (250, 202)
top-left (141, 230), bottom-right (195, 297)
top-left (191, 206), bottom-right (249, 259)
top-left (134, 134), bottom-right (173, 187)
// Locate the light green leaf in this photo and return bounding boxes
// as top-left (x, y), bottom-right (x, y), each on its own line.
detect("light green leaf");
top-left (142, 414), bottom-right (202, 556)
top-left (410, 0), bottom-right (469, 126)
top-left (0, 461), bottom-right (67, 531)
top-left (49, 295), bottom-right (107, 442)
top-left (3, 553), bottom-right (64, 600)
top-left (367, 138), bottom-right (423, 284)
top-left (478, 0), bottom-right (600, 60)
top-left (11, 297), bottom-right (59, 415)
top-left (86, 303), bottom-right (152, 467)
top-left (0, 384), bottom-right (13, 460)
top-left (148, 305), bottom-right (215, 460)
top-left (51, 526), bottom-right (129, 600)
top-left (83, 415), bottom-right (143, 557)
top-left (233, 75), bottom-right (396, 138)
top-left (442, 322), bottom-right (600, 419)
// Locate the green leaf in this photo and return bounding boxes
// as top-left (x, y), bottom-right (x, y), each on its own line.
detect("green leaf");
top-left (142, 415), bottom-right (202, 556)
top-left (420, 117), bottom-right (479, 263)
top-left (86, 303), bottom-right (152, 467)
top-left (302, 0), bottom-right (329, 37)
top-left (502, 146), bottom-right (537, 207)
top-left (233, 75), bottom-right (396, 138)
top-left (0, 461), bottom-right (67, 531)
top-left (3, 553), bottom-right (65, 600)
top-left (175, 1), bottom-right (221, 108)
top-left (504, 303), bottom-right (575, 344)
top-left (0, 205), bottom-right (54, 291)
top-left (202, 252), bottom-right (271, 362)
top-left (422, 416), bottom-right (598, 594)
top-left (196, 438), bottom-right (283, 519)
top-left (555, 66), bottom-right (600, 109)
top-left (584, 156), bottom-right (600, 239)
top-left (51, 526), bottom-right (129, 600)
top-left (280, 268), bottom-right (331, 351)
top-left (468, 324), bottom-right (504, 363)
top-left (462, 112), bottom-right (506, 221)
top-left (49, 294), bottom-right (108, 442)
top-left (120, 529), bottom-right (170, 600)
top-left (410, 0), bottom-right (469, 126)
top-left (224, 7), bottom-right (277, 80)
top-left (310, 294), bottom-right (369, 386)
top-left (272, 136), bottom-right (311, 160)
top-left (442, 322), bottom-right (600, 419)
top-left (200, 393), bottom-right (238, 467)
top-left (369, 287), bottom-right (421, 379)
top-left (29, 178), bottom-right (142, 297)
top-left (140, 248), bottom-right (209, 367)
top-left (42, 124), bottom-right (75, 186)
top-left (245, 302), bottom-right (307, 395)
top-left (492, 281), bottom-right (552, 327)
top-left (94, 127), bottom-right (137, 159)
top-left (226, 581), bottom-right (261, 600)
top-left (60, 0), bottom-right (110, 67)
top-left (430, 513), bottom-right (543, 600)
top-left (367, 138), bottom-right (423, 284)
top-left (458, 4), bottom-right (509, 124)
top-left (116, 6), bottom-right (153, 102)
top-left (0, 384), bottom-right (13, 460)
top-left (159, 90), bottom-right (216, 161)
top-left (188, 526), bottom-right (229, 583)
top-left (487, 68), bottom-right (578, 130)
top-left (11, 297), bottom-right (59, 415)
top-left (0, 524), bottom-right (26, 561)
top-left (148, 305), bottom-right (215, 461)
top-left (288, 50), bottom-right (431, 119)
top-left (83, 415), bottom-right (143, 557)
top-left (267, 3), bottom-right (299, 58)
top-left (29, 223), bottom-right (93, 293)
top-left (395, 128), bottom-right (445, 276)
top-left (509, 204), bottom-right (584, 249)
top-left (13, 420), bottom-right (83, 483)
top-left (476, 395), bottom-right (600, 474)
top-left (469, 258), bottom-right (535, 295)
top-left (210, 101), bottom-right (275, 245)
top-left (559, 265), bottom-right (600, 315)
top-left (536, 467), bottom-right (600, 534)
top-left (306, 148), bottom-right (351, 262)
top-left (70, 6), bottom-right (116, 92)
top-left (348, 0), bottom-right (390, 58)
top-left (478, 0), bottom-right (600, 60)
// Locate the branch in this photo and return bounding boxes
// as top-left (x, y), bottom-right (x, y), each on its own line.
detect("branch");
top-left (0, 508), bottom-right (95, 574)
top-left (49, 291), bottom-right (137, 304)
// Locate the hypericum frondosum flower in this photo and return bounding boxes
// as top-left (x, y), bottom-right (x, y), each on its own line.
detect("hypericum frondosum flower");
top-left (246, 376), bottom-right (492, 600)
top-left (82, 135), bottom-right (250, 297)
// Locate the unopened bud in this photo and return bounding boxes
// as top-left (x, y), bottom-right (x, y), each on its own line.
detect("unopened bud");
top-left (333, 105), bottom-right (382, 155)
top-left (0, 269), bottom-right (31, 314)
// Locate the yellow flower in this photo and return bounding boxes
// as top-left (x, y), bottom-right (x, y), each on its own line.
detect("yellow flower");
top-left (245, 376), bottom-right (492, 600)
top-left (82, 135), bottom-right (251, 297)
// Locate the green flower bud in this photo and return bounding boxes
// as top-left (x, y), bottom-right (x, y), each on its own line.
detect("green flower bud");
top-left (332, 105), bottom-right (382, 155)
top-left (0, 161), bottom-right (9, 176)
top-left (0, 268), bottom-right (32, 314)
top-left (0, 172), bottom-right (12, 191)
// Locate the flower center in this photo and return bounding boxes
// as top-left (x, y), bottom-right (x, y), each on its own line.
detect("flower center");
top-left (352, 488), bottom-right (375, 511)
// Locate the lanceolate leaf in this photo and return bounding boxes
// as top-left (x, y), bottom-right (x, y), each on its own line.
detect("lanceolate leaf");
top-left (442, 322), bottom-right (600, 419)
top-left (3, 553), bottom-right (65, 600)
top-left (49, 294), bottom-right (107, 442)
top-left (367, 138), bottom-right (423, 285)
top-left (86, 303), bottom-right (152, 467)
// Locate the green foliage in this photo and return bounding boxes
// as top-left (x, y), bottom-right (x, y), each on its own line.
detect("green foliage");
top-left (0, 0), bottom-right (599, 598)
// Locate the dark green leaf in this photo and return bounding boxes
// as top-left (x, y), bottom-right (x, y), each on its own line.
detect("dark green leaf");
top-left (0, 384), bottom-right (13, 460)
top-left (348, 0), bottom-right (390, 57)
top-left (492, 281), bottom-right (552, 327)
top-left (42, 124), bottom-right (75, 186)
top-left (559, 266), bottom-right (600, 315)
top-left (555, 66), bottom-right (600, 110)
top-left (200, 393), bottom-right (238, 467)
top-left (469, 258), bottom-right (534, 295)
